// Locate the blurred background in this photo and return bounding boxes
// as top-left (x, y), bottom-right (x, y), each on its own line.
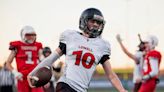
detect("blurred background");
top-left (0, 0), bottom-right (164, 91)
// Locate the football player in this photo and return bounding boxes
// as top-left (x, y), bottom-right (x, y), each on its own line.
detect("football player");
top-left (42, 47), bottom-right (55, 92)
top-left (116, 34), bottom-right (145, 92)
top-left (139, 35), bottom-right (162, 92)
top-left (6, 26), bottom-right (44, 92)
top-left (42, 47), bottom-right (52, 57)
top-left (28, 8), bottom-right (127, 92)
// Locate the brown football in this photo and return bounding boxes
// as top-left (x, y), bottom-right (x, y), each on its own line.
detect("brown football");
top-left (31, 66), bottom-right (52, 87)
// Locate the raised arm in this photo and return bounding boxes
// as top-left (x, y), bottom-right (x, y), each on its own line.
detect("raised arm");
top-left (116, 34), bottom-right (139, 64)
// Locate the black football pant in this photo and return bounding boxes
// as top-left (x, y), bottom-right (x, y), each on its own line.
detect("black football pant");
top-left (56, 82), bottom-right (77, 92)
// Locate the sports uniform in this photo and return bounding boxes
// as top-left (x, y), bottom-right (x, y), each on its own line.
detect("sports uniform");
top-left (132, 51), bottom-right (144, 91)
top-left (116, 34), bottom-right (144, 92)
top-left (9, 41), bottom-right (42, 78)
top-left (28, 8), bottom-right (127, 92)
top-left (6, 26), bottom-right (44, 92)
top-left (139, 50), bottom-right (161, 92)
top-left (57, 30), bottom-right (110, 92)
top-left (133, 51), bottom-right (143, 84)
top-left (139, 35), bottom-right (162, 92)
top-left (42, 47), bottom-right (55, 92)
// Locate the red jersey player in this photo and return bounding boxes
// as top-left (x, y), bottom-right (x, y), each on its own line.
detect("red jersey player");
top-left (139, 35), bottom-right (162, 92)
top-left (6, 26), bottom-right (44, 92)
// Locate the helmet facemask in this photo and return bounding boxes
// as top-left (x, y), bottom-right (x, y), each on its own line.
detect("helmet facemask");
top-left (43, 47), bottom-right (52, 57)
top-left (144, 35), bottom-right (158, 50)
top-left (20, 26), bottom-right (36, 44)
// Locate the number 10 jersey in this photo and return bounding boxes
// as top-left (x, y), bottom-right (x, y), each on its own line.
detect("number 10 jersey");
top-left (58, 30), bottom-right (111, 92)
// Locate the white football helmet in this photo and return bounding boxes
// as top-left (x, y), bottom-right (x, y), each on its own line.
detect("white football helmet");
top-left (144, 35), bottom-right (158, 50)
top-left (20, 26), bottom-right (36, 44)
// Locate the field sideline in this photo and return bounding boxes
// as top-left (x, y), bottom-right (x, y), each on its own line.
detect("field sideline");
top-left (88, 88), bottom-right (164, 92)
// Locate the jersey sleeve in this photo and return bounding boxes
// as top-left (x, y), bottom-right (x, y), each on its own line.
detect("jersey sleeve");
top-left (59, 30), bottom-right (74, 54)
top-left (103, 41), bottom-right (111, 56)
top-left (59, 42), bottom-right (66, 54)
top-left (135, 51), bottom-right (143, 59)
top-left (135, 51), bottom-right (142, 58)
top-left (37, 42), bottom-right (43, 49)
top-left (9, 41), bottom-right (19, 51)
top-left (59, 30), bottom-right (75, 43)
top-left (59, 30), bottom-right (69, 44)
top-left (59, 30), bottom-right (68, 54)
top-left (99, 41), bottom-right (111, 64)
top-left (99, 55), bottom-right (110, 64)
top-left (148, 51), bottom-right (161, 60)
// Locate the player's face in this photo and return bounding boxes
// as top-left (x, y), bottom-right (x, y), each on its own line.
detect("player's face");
top-left (144, 42), bottom-right (150, 52)
top-left (44, 52), bottom-right (51, 57)
top-left (87, 19), bottom-right (103, 31)
top-left (25, 32), bottom-right (36, 43)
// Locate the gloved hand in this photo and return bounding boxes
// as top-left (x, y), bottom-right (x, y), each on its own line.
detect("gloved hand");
top-left (155, 78), bottom-right (160, 84)
top-left (142, 74), bottom-right (151, 82)
top-left (12, 69), bottom-right (23, 81)
top-left (116, 34), bottom-right (123, 43)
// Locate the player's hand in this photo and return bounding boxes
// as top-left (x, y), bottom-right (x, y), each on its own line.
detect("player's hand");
top-left (27, 75), bottom-right (37, 88)
top-left (116, 34), bottom-right (122, 43)
top-left (142, 74), bottom-right (151, 82)
top-left (12, 69), bottom-right (23, 81)
top-left (142, 74), bottom-right (151, 81)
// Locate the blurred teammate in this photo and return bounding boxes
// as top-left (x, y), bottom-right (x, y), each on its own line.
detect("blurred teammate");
top-left (6, 26), bottom-right (44, 92)
top-left (139, 35), bottom-right (162, 92)
top-left (28, 8), bottom-right (127, 92)
top-left (0, 62), bottom-right (15, 92)
top-left (42, 47), bottom-right (55, 92)
top-left (53, 61), bottom-right (64, 81)
top-left (116, 34), bottom-right (145, 92)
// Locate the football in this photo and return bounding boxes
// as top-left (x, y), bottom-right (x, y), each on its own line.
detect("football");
top-left (31, 66), bottom-right (52, 87)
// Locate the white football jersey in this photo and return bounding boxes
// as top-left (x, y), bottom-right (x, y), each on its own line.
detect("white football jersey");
top-left (58, 30), bottom-right (111, 92)
top-left (133, 51), bottom-right (144, 83)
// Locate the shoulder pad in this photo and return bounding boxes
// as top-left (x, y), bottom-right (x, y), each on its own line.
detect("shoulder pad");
top-left (9, 41), bottom-right (21, 50)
